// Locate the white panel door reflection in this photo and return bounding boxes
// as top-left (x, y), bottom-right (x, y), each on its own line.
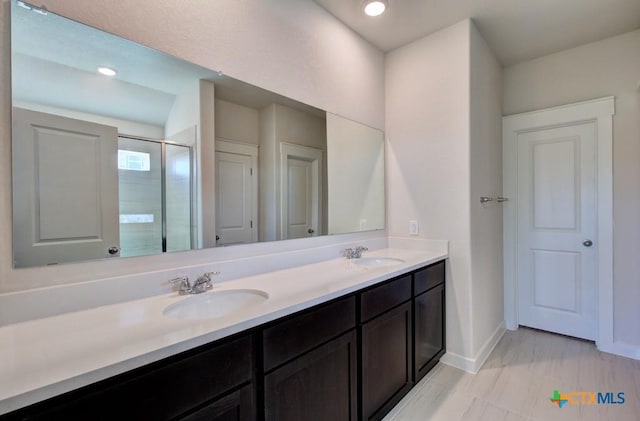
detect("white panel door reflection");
top-left (215, 151), bottom-right (254, 246)
top-left (287, 157), bottom-right (315, 239)
top-left (12, 108), bottom-right (120, 267)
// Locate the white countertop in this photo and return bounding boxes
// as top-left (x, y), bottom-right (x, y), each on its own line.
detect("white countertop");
top-left (0, 247), bottom-right (447, 415)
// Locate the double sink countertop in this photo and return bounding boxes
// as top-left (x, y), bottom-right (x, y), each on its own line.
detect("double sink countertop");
top-left (0, 247), bottom-right (447, 415)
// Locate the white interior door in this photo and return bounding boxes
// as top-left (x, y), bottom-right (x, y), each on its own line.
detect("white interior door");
top-left (287, 157), bottom-right (315, 239)
top-left (517, 122), bottom-right (597, 340)
top-left (215, 151), bottom-right (255, 246)
top-left (280, 143), bottom-right (322, 240)
top-left (12, 108), bottom-right (120, 267)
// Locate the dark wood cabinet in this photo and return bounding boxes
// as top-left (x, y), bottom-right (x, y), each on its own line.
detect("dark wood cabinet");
top-left (178, 385), bottom-right (254, 421)
top-left (361, 301), bottom-right (413, 421)
top-left (413, 261), bottom-right (445, 295)
top-left (414, 283), bottom-right (445, 382)
top-left (263, 296), bottom-right (356, 371)
top-left (5, 334), bottom-right (256, 421)
top-left (264, 330), bottom-right (358, 421)
top-left (3, 259), bottom-right (446, 421)
top-left (360, 274), bottom-right (411, 322)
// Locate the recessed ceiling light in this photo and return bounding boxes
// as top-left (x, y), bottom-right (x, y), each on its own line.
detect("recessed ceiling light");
top-left (363, 0), bottom-right (388, 17)
top-left (98, 67), bottom-right (117, 77)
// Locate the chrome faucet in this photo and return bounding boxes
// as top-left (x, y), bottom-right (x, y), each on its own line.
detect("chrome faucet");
top-left (170, 272), bottom-right (220, 295)
top-left (344, 246), bottom-right (369, 259)
top-left (192, 271), bottom-right (220, 294)
top-left (170, 275), bottom-right (192, 295)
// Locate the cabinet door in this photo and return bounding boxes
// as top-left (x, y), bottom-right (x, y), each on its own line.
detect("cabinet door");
top-left (414, 283), bottom-right (445, 382)
top-left (178, 384), bottom-right (254, 421)
top-left (361, 301), bottom-right (412, 421)
top-left (264, 330), bottom-right (357, 421)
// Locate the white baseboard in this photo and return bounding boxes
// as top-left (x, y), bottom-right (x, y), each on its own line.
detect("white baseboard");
top-left (440, 351), bottom-right (477, 373)
top-left (597, 340), bottom-right (640, 361)
top-left (440, 321), bottom-right (506, 373)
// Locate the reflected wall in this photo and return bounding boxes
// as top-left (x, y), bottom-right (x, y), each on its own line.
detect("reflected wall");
top-left (327, 113), bottom-right (385, 234)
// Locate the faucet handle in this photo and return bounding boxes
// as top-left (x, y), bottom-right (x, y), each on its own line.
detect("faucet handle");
top-left (203, 271), bottom-right (221, 283)
top-left (169, 275), bottom-right (191, 295)
top-left (190, 271), bottom-right (220, 294)
top-left (344, 248), bottom-right (355, 259)
top-left (354, 246), bottom-right (368, 258)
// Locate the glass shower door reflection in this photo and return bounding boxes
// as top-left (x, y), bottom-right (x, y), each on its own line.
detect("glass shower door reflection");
top-left (166, 143), bottom-right (192, 252)
top-left (118, 137), bottom-right (163, 257)
top-left (117, 137), bottom-right (193, 257)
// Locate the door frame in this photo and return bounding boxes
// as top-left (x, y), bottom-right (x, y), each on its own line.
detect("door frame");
top-left (279, 142), bottom-right (323, 240)
top-left (503, 96), bottom-right (614, 350)
top-left (215, 138), bottom-right (259, 243)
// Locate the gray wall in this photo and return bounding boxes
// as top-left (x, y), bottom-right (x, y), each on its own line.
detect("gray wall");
top-left (215, 99), bottom-right (260, 145)
top-left (469, 22), bottom-right (504, 357)
top-left (386, 19), bottom-right (504, 365)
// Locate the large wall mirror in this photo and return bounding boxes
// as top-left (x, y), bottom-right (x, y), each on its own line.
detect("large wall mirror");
top-left (10, 0), bottom-right (385, 268)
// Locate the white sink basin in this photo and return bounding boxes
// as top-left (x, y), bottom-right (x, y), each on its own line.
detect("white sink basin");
top-left (163, 289), bottom-right (269, 320)
top-left (352, 257), bottom-right (405, 267)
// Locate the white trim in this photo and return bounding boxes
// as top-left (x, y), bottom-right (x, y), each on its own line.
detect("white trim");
top-left (215, 137), bottom-right (259, 154)
top-left (439, 352), bottom-right (476, 374)
top-left (597, 340), bottom-right (640, 360)
top-left (279, 143), bottom-right (323, 240)
top-left (440, 321), bottom-right (506, 373)
top-left (215, 139), bottom-right (259, 243)
top-left (503, 97), bottom-right (615, 352)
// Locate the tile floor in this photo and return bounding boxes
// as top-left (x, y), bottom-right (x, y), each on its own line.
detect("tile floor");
top-left (383, 328), bottom-right (640, 421)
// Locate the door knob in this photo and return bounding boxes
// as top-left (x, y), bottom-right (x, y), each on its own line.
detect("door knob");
top-left (308, 228), bottom-right (315, 234)
top-left (583, 239), bottom-right (593, 247)
top-left (216, 235), bottom-right (220, 241)
top-left (108, 246), bottom-right (120, 255)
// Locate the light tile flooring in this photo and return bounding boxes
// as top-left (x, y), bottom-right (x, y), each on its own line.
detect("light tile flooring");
top-left (383, 328), bottom-right (640, 421)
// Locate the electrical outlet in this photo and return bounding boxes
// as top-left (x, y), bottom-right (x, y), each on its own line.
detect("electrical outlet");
top-left (409, 220), bottom-right (419, 235)
top-left (359, 219), bottom-right (367, 231)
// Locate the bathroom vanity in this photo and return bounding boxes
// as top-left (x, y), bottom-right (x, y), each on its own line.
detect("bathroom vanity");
top-left (0, 253), bottom-right (446, 421)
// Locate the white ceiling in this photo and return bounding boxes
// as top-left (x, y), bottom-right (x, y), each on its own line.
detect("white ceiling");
top-left (313, 0), bottom-right (640, 65)
top-left (11, 3), bottom-right (323, 127)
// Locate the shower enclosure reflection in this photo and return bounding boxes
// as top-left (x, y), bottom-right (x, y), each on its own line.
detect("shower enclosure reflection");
top-left (118, 137), bottom-right (193, 258)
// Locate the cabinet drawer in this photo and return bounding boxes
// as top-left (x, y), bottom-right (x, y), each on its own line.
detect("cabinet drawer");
top-left (263, 296), bottom-right (356, 372)
top-left (178, 384), bottom-right (255, 421)
top-left (8, 335), bottom-right (254, 421)
top-left (414, 261), bottom-right (445, 295)
top-left (360, 275), bottom-right (411, 322)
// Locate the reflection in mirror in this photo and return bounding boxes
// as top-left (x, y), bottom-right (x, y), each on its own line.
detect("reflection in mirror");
top-left (10, 0), bottom-right (384, 268)
top-left (327, 114), bottom-right (385, 234)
